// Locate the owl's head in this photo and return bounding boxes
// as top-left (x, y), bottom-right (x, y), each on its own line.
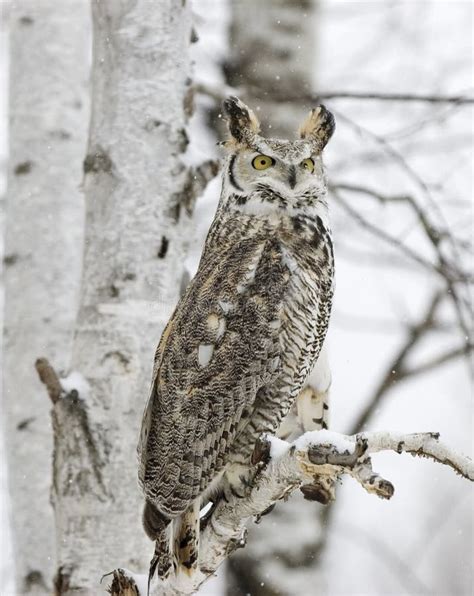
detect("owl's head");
top-left (220, 96), bottom-right (335, 212)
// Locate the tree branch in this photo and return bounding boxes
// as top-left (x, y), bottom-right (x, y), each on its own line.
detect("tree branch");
top-left (402, 344), bottom-right (473, 379)
top-left (349, 290), bottom-right (443, 434)
top-left (288, 91), bottom-right (474, 105)
top-left (331, 110), bottom-right (473, 348)
top-left (195, 82), bottom-right (474, 105)
top-left (330, 186), bottom-right (446, 277)
top-left (106, 429), bottom-right (473, 595)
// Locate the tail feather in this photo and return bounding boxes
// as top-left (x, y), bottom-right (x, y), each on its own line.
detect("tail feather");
top-left (143, 499), bottom-right (171, 540)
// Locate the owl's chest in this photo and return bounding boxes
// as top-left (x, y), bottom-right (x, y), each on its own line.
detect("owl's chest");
top-left (277, 235), bottom-right (334, 397)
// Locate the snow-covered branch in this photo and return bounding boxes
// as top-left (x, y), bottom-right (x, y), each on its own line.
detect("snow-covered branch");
top-left (107, 429), bottom-right (473, 596)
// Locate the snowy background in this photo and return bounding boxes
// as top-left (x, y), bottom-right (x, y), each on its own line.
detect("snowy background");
top-left (1, 1), bottom-right (473, 595)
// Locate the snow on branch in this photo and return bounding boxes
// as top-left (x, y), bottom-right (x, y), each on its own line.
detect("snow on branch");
top-left (107, 429), bottom-right (473, 596)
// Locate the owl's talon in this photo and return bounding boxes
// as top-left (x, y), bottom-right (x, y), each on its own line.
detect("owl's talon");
top-left (251, 435), bottom-right (272, 466)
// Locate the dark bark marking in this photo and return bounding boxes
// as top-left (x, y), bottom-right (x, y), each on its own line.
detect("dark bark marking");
top-left (190, 27), bottom-right (199, 43)
top-left (23, 570), bottom-right (48, 592)
top-left (158, 236), bottom-right (169, 258)
top-left (144, 119), bottom-right (162, 132)
top-left (14, 161), bottom-right (33, 175)
top-left (50, 129), bottom-right (71, 140)
top-left (17, 416), bottom-right (36, 431)
top-left (19, 16), bottom-right (34, 25)
top-left (53, 566), bottom-right (71, 596)
top-left (3, 253), bottom-right (19, 266)
top-left (83, 148), bottom-right (113, 174)
top-left (109, 284), bottom-right (119, 297)
top-left (183, 87), bottom-right (195, 118)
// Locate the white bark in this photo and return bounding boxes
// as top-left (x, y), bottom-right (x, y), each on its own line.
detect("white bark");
top-left (105, 429), bottom-right (473, 596)
top-left (38, 1), bottom-right (210, 593)
top-left (226, 0), bottom-right (317, 137)
top-left (3, 1), bottom-right (90, 592)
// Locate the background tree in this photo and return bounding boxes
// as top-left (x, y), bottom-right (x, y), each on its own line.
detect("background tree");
top-left (2, 1), bottom-right (90, 592)
top-left (33, 0), bottom-right (219, 593)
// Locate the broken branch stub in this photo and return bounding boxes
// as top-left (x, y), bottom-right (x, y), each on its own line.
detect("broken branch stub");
top-left (35, 357), bottom-right (63, 404)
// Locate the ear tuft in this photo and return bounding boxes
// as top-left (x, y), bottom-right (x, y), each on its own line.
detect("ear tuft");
top-left (222, 96), bottom-right (260, 146)
top-left (298, 105), bottom-right (335, 151)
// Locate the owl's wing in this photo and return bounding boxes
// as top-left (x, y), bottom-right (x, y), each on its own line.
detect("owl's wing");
top-left (138, 236), bottom-right (289, 517)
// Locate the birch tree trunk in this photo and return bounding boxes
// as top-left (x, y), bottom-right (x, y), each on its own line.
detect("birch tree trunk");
top-left (225, 0), bottom-right (316, 137)
top-left (3, 2), bottom-right (90, 592)
top-left (47, 1), bottom-right (197, 593)
top-left (224, 2), bottom-right (328, 594)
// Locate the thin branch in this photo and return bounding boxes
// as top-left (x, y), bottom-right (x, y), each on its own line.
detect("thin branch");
top-left (349, 291), bottom-right (444, 434)
top-left (332, 110), bottom-right (472, 346)
top-left (330, 187), bottom-right (444, 276)
top-left (332, 181), bottom-right (472, 284)
top-left (300, 91), bottom-right (474, 105)
top-left (195, 83), bottom-right (474, 105)
top-left (402, 344), bottom-right (473, 379)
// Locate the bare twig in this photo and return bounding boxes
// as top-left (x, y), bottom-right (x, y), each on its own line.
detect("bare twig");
top-left (349, 291), bottom-right (444, 434)
top-left (330, 187), bottom-right (444, 276)
top-left (402, 344), bottom-right (473, 379)
top-left (332, 181), bottom-right (472, 285)
top-left (332, 110), bottom-right (472, 346)
top-left (195, 82), bottom-right (474, 106)
top-left (298, 91), bottom-right (474, 105)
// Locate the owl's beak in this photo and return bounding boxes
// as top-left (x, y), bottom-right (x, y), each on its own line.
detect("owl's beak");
top-left (288, 165), bottom-right (297, 189)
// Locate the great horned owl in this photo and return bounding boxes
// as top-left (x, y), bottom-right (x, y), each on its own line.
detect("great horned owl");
top-left (138, 96), bottom-right (335, 583)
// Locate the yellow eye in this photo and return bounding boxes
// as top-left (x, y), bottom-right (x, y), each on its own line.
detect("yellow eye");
top-left (301, 158), bottom-right (315, 173)
top-left (252, 155), bottom-right (274, 170)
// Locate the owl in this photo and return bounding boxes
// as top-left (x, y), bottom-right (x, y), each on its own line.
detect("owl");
top-left (138, 96), bottom-right (335, 584)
